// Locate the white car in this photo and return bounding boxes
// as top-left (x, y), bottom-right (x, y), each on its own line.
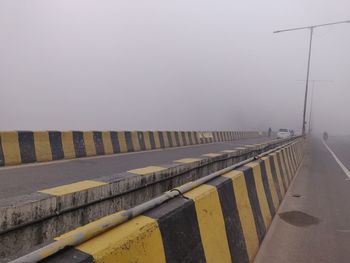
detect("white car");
top-left (277, 128), bottom-right (291, 139)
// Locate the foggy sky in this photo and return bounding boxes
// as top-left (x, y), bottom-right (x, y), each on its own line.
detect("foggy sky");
top-left (1, 1), bottom-right (350, 134)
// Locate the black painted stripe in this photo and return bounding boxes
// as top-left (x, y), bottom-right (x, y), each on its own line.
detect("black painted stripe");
top-left (187, 132), bottom-right (193, 145)
top-left (149, 132), bottom-right (156, 149)
top-left (181, 132), bottom-right (187, 146)
top-left (269, 155), bottom-right (283, 201)
top-left (49, 131), bottom-right (64, 160)
top-left (289, 146), bottom-right (297, 173)
top-left (138, 132), bottom-right (146, 151)
top-left (110, 131), bottom-right (121, 153)
top-left (275, 154), bottom-right (288, 192)
top-left (41, 247), bottom-right (93, 263)
top-left (93, 132), bottom-right (105, 155)
top-left (286, 147), bottom-right (293, 173)
top-left (281, 149), bottom-right (291, 182)
top-left (158, 131), bottom-right (165, 148)
top-left (217, 132), bottom-right (221, 141)
top-left (174, 132), bottom-right (180, 147)
top-left (145, 198), bottom-right (206, 263)
top-left (124, 132), bottom-right (134, 152)
top-left (240, 166), bottom-right (266, 244)
top-left (73, 131), bottom-right (86, 158)
top-left (285, 147), bottom-right (294, 175)
top-left (0, 135), bottom-right (4, 166)
top-left (166, 132), bottom-right (173, 147)
top-left (276, 152), bottom-right (289, 189)
top-left (213, 132), bottom-right (218, 142)
top-left (18, 131), bottom-right (36, 163)
top-left (282, 149), bottom-right (292, 176)
top-left (207, 176), bottom-right (249, 263)
top-left (193, 132), bottom-right (199, 144)
top-left (259, 160), bottom-right (275, 216)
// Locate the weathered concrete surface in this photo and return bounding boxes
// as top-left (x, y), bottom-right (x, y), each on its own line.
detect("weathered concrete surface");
top-left (0, 137), bottom-right (292, 262)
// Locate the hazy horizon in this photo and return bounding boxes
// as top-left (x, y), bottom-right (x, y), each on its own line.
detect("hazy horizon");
top-left (1, 1), bottom-right (350, 135)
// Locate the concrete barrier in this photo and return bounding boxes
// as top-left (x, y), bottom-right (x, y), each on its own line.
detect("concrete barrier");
top-left (0, 137), bottom-right (290, 261)
top-left (39, 138), bottom-right (304, 263)
top-left (0, 131), bottom-right (263, 167)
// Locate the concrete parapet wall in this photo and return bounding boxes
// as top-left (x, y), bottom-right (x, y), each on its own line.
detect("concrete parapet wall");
top-left (1, 137), bottom-right (289, 261)
top-left (0, 131), bottom-right (262, 167)
top-left (41, 138), bottom-right (304, 263)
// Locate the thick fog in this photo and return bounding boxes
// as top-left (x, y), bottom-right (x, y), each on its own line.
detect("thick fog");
top-left (1, 1), bottom-right (350, 134)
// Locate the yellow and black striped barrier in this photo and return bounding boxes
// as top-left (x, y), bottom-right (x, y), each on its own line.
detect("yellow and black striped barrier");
top-left (33, 139), bottom-right (303, 263)
top-left (0, 130), bottom-right (262, 167)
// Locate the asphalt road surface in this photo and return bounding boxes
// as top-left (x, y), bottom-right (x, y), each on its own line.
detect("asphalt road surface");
top-left (0, 137), bottom-right (273, 200)
top-left (254, 136), bottom-right (350, 263)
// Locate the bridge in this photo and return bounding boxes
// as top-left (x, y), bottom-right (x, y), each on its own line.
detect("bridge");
top-left (1, 132), bottom-right (349, 262)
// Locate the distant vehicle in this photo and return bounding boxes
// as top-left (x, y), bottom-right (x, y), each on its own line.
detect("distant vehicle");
top-left (277, 128), bottom-right (291, 139)
top-left (323, 132), bottom-right (328, 141)
top-left (289, 129), bottom-right (295, 136)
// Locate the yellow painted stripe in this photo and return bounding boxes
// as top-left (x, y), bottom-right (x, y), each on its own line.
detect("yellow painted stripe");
top-left (128, 166), bottom-right (167, 175)
top-left (272, 153), bottom-right (285, 196)
top-left (262, 157), bottom-right (279, 210)
top-left (174, 158), bottom-right (202, 164)
top-left (153, 132), bottom-right (161, 149)
top-left (0, 132), bottom-right (21, 165)
top-left (131, 131), bottom-right (141, 152)
top-left (102, 132), bottom-right (113, 155)
top-left (202, 153), bottom-right (222, 158)
top-left (33, 131), bottom-right (52, 162)
top-left (83, 132), bottom-right (96, 157)
top-left (162, 131), bottom-right (170, 148)
top-left (143, 131), bottom-right (152, 150)
top-left (245, 162), bottom-right (272, 228)
top-left (282, 149), bottom-right (292, 184)
top-left (77, 215), bottom-right (166, 263)
top-left (276, 150), bottom-right (289, 187)
top-left (185, 184), bottom-right (232, 263)
top-left (61, 132), bottom-right (75, 159)
top-left (117, 132), bottom-right (127, 153)
top-left (39, 180), bottom-right (106, 196)
top-left (223, 170), bottom-right (259, 262)
top-left (286, 148), bottom-right (294, 180)
top-left (170, 131), bottom-right (177, 147)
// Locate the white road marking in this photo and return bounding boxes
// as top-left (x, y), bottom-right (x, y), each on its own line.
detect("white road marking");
top-left (323, 140), bottom-right (350, 179)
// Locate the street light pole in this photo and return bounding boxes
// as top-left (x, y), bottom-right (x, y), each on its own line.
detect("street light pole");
top-left (274, 20), bottom-right (350, 135)
top-left (308, 80), bottom-right (315, 134)
top-left (302, 28), bottom-right (313, 135)
top-left (298, 79), bottom-right (333, 133)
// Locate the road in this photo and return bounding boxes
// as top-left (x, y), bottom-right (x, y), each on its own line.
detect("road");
top-left (0, 137), bottom-right (272, 200)
top-left (254, 136), bottom-right (350, 263)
